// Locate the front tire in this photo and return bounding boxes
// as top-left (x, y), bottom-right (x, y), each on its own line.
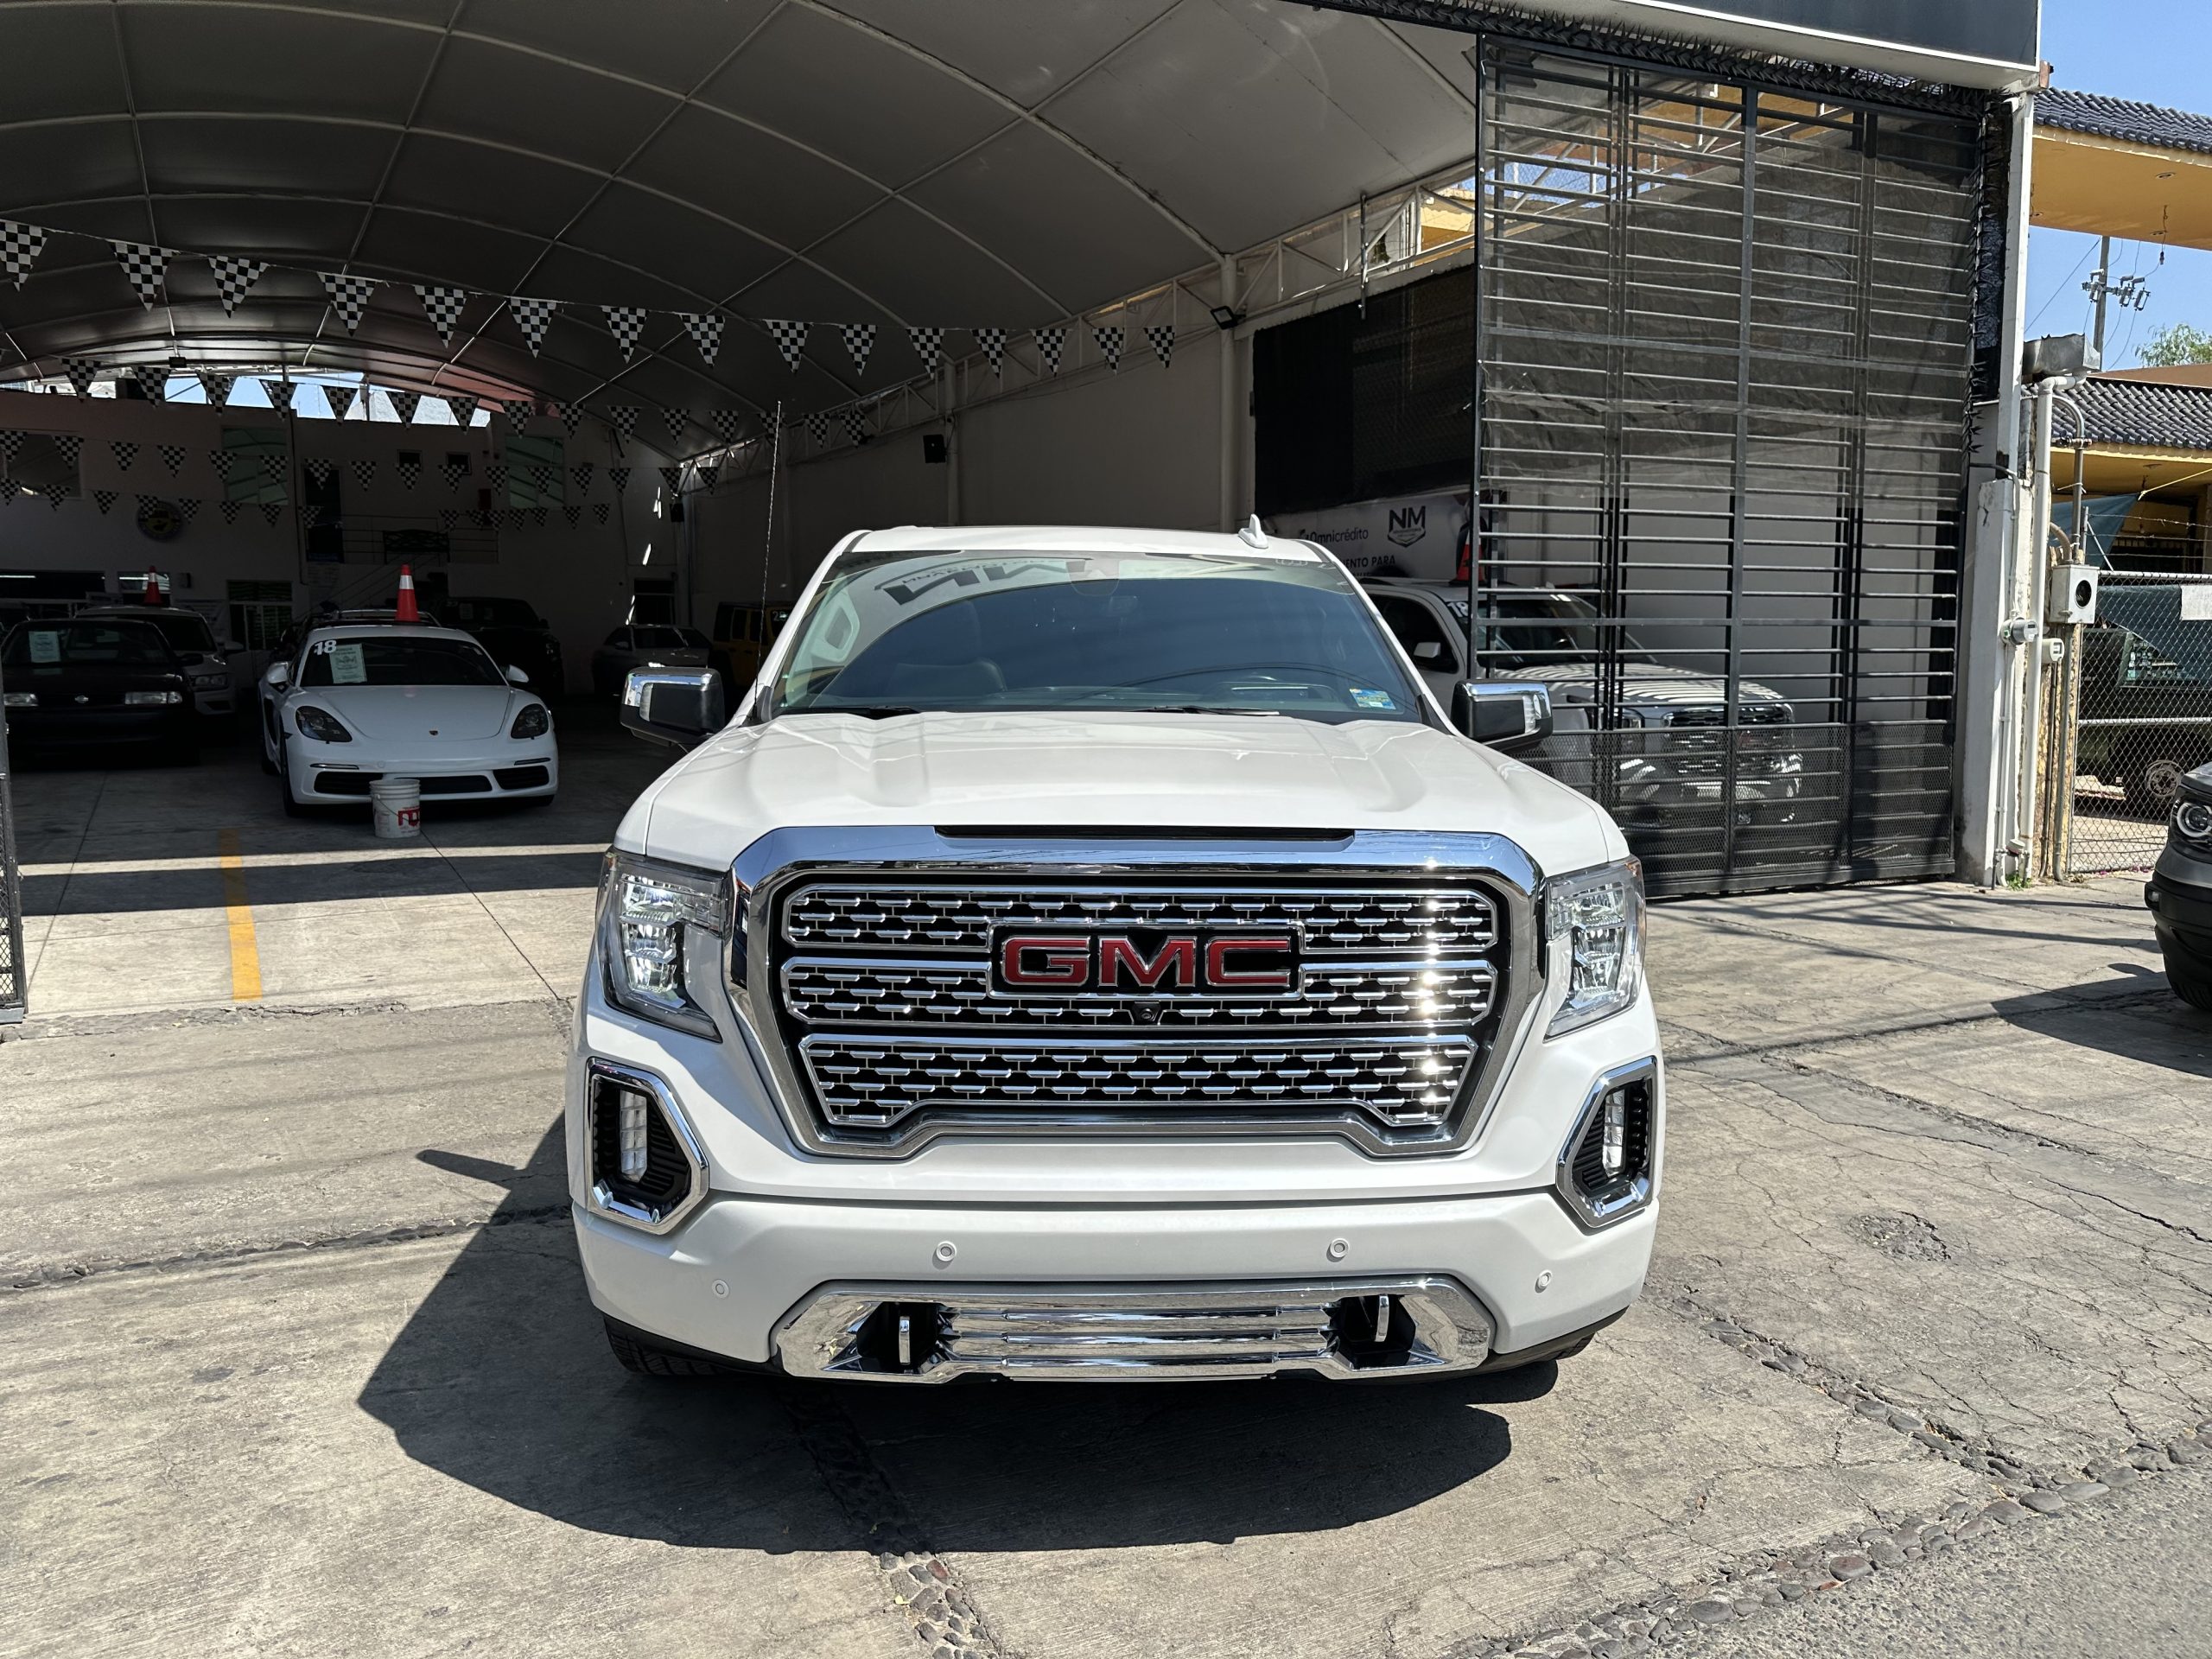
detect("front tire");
top-left (2166, 957), bottom-right (2212, 1011)
top-left (605, 1319), bottom-right (727, 1377)
top-left (276, 740), bottom-right (308, 818)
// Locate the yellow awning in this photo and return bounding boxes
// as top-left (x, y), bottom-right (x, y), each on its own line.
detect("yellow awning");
top-left (2032, 127), bottom-right (2212, 250)
top-left (2053, 443), bottom-right (2212, 496)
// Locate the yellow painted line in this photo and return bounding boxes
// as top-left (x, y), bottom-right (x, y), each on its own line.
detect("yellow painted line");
top-left (216, 829), bottom-right (263, 1003)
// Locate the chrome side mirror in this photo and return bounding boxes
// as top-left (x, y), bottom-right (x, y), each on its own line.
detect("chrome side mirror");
top-left (621, 667), bottom-right (725, 750)
top-left (1454, 681), bottom-right (1553, 753)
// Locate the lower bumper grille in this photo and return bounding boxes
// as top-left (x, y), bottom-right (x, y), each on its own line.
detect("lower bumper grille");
top-left (777, 1279), bottom-right (1495, 1382)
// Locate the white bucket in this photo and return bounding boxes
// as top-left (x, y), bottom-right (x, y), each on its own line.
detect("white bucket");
top-left (371, 775), bottom-right (422, 840)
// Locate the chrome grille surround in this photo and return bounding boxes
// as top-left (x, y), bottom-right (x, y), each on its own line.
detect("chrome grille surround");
top-left (776, 1277), bottom-right (1496, 1382)
top-left (728, 827), bottom-right (1543, 1159)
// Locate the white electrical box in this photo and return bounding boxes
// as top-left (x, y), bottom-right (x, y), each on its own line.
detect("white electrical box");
top-left (2046, 562), bottom-right (2099, 626)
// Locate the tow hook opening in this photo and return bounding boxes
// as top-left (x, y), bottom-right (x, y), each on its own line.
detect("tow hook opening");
top-left (854, 1301), bottom-right (945, 1374)
top-left (1330, 1293), bottom-right (1420, 1370)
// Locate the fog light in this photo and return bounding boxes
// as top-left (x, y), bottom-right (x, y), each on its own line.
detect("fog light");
top-left (617, 1087), bottom-right (651, 1180)
top-left (1601, 1090), bottom-right (1626, 1176)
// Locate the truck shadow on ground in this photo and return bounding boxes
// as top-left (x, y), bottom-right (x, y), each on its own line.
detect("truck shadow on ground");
top-left (360, 1129), bottom-right (1540, 1553)
top-left (1993, 972), bottom-right (2212, 1078)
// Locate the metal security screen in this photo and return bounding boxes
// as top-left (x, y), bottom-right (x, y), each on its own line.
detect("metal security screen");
top-left (1478, 49), bottom-right (1979, 896)
top-left (0, 651), bottom-right (24, 1024)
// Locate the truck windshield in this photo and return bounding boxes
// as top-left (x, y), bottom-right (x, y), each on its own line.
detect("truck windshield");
top-left (770, 547), bottom-right (1424, 722)
top-left (1443, 593), bottom-right (1655, 671)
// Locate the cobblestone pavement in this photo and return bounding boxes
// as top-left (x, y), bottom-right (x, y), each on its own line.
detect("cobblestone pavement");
top-left (2, 738), bottom-right (2205, 1657)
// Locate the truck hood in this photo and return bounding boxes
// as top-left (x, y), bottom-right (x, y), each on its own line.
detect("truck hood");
top-left (1508, 661), bottom-right (1790, 711)
top-left (629, 710), bottom-right (1620, 874)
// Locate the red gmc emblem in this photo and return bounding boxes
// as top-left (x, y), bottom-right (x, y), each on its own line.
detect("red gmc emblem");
top-left (991, 929), bottom-right (1300, 996)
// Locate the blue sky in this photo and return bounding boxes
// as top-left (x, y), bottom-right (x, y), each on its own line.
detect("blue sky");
top-left (2026, 1), bottom-right (2212, 365)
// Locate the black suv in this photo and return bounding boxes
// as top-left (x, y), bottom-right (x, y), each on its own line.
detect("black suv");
top-left (2145, 763), bottom-right (2212, 1008)
top-left (444, 596), bottom-right (563, 693)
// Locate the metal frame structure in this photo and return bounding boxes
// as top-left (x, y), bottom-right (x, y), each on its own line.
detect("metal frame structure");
top-left (0, 645), bottom-right (24, 1025)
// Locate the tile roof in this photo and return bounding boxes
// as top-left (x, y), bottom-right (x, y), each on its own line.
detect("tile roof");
top-left (2037, 88), bottom-right (2212, 157)
top-left (2055, 377), bottom-right (2212, 452)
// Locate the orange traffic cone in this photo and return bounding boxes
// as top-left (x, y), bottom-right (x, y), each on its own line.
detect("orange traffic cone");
top-left (141, 567), bottom-right (162, 605)
top-left (395, 563), bottom-right (419, 623)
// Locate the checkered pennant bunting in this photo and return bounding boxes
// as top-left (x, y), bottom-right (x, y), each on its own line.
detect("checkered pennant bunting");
top-left (485, 461), bottom-right (506, 494)
top-left (607, 466), bottom-right (630, 495)
top-left (440, 458), bottom-right (470, 492)
top-left (764, 319), bottom-right (809, 371)
top-left (603, 306), bottom-right (648, 362)
top-left (219, 499), bottom-right (242, 525)
top-left (385, 389), bottom-right (421, 424)
top-left (657, 465), bottom-right (682, 497)
top-left (532, 464), bottom-right (556, 498)
top-left (61, 357), bottom-right (101, 397)
top-left (569, 461), bottom-right (594, 496)
top-left (693, 462), bottom-right (719, 492)
top-left (907, 327), bottom-right (944, 375)
top-left (198, 372), bottom-right (235, 411)
top-left (508, 296), bottom-right (556, 357)
top-left (41, 481), bottom-right (67, 511)
top-left (206, 447), bottom-right (229, 480)
top-left (660, 406), bottom-right (689, 447)
top-left (92, 487), bottom-right (118, 516)
top-left (1093, 325), bottom-right (1125, 371)
top-left (0, 432), bottom-right (22, 467)
top-left (840, 323), bottom-right (875, 375)
top-left (709, 407), bottom-right (746, 445)
top-left (563, 504), bottom-right (582, 526)
top-left (974, 327), bottom-right (1007, 378)
top-left (680, 311), bottom-right (723, 365)
top-left (349, 459), bottom-right (375, 490)
top-left (443, 395), bottom-right (479, 429)
top-left (413, 285), bottom-right (468, 346)
top-left (842, 407), bottom-right (868, 446)
top-left (439, 508), bottom-right (458, 531)
top-left (175, 497), bottom-right (200, 524)
top-left (303, 503), bottom-right (329, 530)
top-left (134, 364), bottom-right (168, 404)
top-left (322, 384), bottom-right (356, 422)
top-left (556, 402), bottom-right (584, 437)
top-left (260, 454), bottom-right (285, 482)
top-left (135, 493), bottom-right (161, 517)
top-left (111, 242), bottom-right (168, 308)
top-left (531, 506), bottom-right (548, 529)
top-left (607, 405), bottom-right (639, 442)
top-left (259, 501), bottom-right (283, 526)
top-left (499, 397), bottom-right (534, 429)
top-left (396, 455), bottom-right (421, 491)
top-left (111, 440), bottom-right (139, 473)
top-left (0, 219), bottom-right (47, 287)
top-left (804, 410), bottom-right (827, 447)
top-left (1145, 324), bottom-right (1174, 369)
top-left (52, 435), bottom-right (79, 469)
top-left (320, 271), bottom-right (376, 333)
top-left (305, 458), bottom-right (334, 488)
top-left (467, 508), bottom-right (489, 530)
top-left (1034, 327), bottom-right (1067, 376)
top-left (156, 443), bottom-right (186, 476)
top-left (207, 254), bottom-right (265, 315)
top-left (593, 502), bottom-right (609, 524)
top-left (260, 378), bottom-right (296, 414)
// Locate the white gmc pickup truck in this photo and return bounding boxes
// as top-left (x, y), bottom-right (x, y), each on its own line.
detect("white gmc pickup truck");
top-left (573, 524), bottom-right (1661, 1383)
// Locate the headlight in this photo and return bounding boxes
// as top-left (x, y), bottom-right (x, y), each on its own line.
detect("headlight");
top-left (2177, 801), bottom-right (2212, 842)
top-left (3, 691), bottom-right (35, 708)
top-left (124, 690), bottom-right (182, 707)
top-left (599, 852), bottom-right (727, 1039)
top-left (293, 705), bottom-right (352, 741)
top-left (192, 671), bottom-right (228, 689)
top-left (511, 702), bottom-right (550, 739)
top-left (1546, 857), bottom-right (1644, 1035)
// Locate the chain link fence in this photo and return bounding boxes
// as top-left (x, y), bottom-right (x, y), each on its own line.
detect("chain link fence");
top-left (2067, 572), bottom-right (2212, 874)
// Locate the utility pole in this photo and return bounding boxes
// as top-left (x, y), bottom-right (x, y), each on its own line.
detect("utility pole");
top-left (2093, 233), bottom-right (2111, 359)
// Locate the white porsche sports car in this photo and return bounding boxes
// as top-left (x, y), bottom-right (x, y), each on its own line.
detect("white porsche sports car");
top-left (259, 624), bottom-right (559, 814)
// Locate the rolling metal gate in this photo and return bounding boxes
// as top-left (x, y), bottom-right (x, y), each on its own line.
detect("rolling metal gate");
top-left (1475, 48), bottom-right (1980, 896)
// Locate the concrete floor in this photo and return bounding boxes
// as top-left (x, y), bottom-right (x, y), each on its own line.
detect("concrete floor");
top-left (3, 724), bottom-right (2209, 1658)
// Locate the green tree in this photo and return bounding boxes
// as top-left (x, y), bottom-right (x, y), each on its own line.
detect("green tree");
top-left (2139, 322), bottom-right (2212, 366)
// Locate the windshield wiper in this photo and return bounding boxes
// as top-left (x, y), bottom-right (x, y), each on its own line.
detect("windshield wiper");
top-left (1142, 704), bottom-right (1285, 717)
top-left (793, 704), bottom-right (921, 720)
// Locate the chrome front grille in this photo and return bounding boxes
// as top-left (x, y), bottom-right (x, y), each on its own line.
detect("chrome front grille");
top-left (753, 865), bottom-right (1516, 1153)
top-left (782, 883), bottom-right (1497, 955)
top-left (798, 1032), bottom-right (1477, 1128)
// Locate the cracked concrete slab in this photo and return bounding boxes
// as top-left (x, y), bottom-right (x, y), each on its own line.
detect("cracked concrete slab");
top-left (841, 1301), bottom-right (1982, 1659)
top-left (0, 1229), bottom-right (917, 1659)
top-left (1653, 1057), bottom-right (2212, 1474)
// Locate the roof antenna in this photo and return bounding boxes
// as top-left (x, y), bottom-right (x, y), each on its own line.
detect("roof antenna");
top-left (1237, 514), bottom-right (1268, 549)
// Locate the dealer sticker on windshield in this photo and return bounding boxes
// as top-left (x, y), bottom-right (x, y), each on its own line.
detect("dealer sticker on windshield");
top-left (327, 642), bottom-right (366, 684)
top-left (28, 631), bottom-right (60, 664)
top-left (1350, 688), bottom-right (1395, 710)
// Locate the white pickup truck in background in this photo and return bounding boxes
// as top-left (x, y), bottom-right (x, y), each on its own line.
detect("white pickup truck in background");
top-left (571, 524), bottom-right (1662, 1384)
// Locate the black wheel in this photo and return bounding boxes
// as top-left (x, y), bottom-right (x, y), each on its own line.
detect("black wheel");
top-left (2166, 960), bottom-right (2212, 1011)
top-left (260, 748), bottom-right (277, 776)
top-left (2122, 742), bottom-right (2202, 815)
top-left (605, 1319), bottom-right (727, 1377)
top-left (276, 740), bottom-right (308, 817)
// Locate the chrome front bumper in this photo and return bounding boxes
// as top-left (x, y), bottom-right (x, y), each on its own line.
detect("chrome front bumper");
top-left (775, 1276), bottom-right (1495, 1382)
